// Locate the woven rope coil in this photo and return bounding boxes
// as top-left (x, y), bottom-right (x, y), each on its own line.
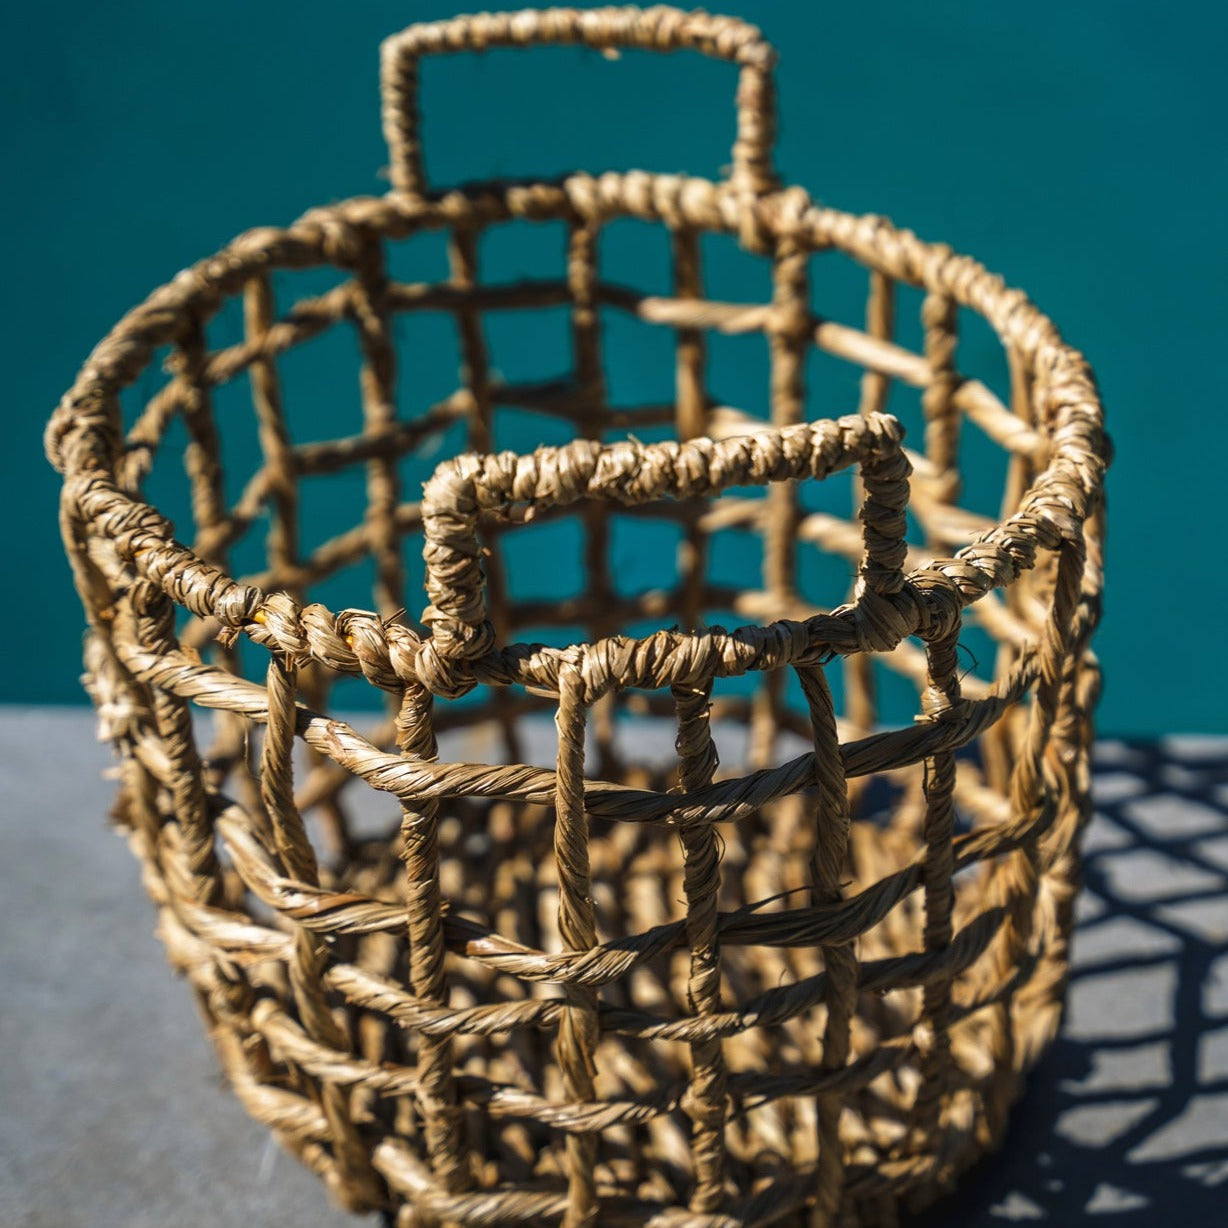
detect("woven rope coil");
top-left (49, 7), bottom-right (1108, 1226)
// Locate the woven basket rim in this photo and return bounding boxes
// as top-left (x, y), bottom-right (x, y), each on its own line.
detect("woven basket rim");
top-left (48, 174), bottom-right (1106, 705)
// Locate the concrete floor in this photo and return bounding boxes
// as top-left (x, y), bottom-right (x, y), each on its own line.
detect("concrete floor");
top-left (2, 709), bottom-right (1226, 1226)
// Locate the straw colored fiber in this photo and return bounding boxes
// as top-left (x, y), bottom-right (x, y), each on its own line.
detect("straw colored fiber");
top-left (49, 7), bottom-right (1107, 1225)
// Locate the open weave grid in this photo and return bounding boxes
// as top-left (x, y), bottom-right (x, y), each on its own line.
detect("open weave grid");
top-left (48, 7), bottom-right (1108, 1226)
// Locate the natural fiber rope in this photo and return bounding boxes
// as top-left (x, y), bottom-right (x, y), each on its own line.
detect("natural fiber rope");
top-left (49, 7), bottom-right (1107, 1224)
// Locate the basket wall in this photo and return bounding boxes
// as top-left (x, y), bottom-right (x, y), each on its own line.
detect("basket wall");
top-left (48, 15), bottom-right (1107, 1227)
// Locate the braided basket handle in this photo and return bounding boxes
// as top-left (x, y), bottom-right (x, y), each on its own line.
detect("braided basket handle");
top-left (420, 413), bottom-right (911, 669)
top-left (380, 5), bottom-right (779, 198)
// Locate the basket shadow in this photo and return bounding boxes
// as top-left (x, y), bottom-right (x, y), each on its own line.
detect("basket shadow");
top-left (903, 738), bottom-right (1228, 1225)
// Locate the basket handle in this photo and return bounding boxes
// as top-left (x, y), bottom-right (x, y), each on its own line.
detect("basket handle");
top-left (380, 5), bottom-right (778, 198)
top-left (419, 413), bottom-right (912, 670)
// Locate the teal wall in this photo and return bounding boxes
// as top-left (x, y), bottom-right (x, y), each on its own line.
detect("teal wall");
top-left (3, 1), bottom-right (1223, 734)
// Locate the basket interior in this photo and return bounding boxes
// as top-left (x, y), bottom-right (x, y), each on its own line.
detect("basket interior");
top-left (101, 201), bottom-right (1077, 1208)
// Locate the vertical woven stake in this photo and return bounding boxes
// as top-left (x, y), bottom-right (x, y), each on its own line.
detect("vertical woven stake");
top-left (260, 650), bottom-right (385, 1210)
top-left (555, 657), bottom-right (600, 1227)
top-left (672, 224), bottom-right (709, 632)
top-left (568, 219), bottom-right (618, 775)
top-left (245, 279), bottom-right (351, 862)
top-left (796, 664), bottom-right (856, 1228)
top-left (131, 582), bottom-right (221, 905)
top-left (845, 271), bottom-right (897, 747)
top-left (985, 530), bottom-right (1087, 1143)
top-left (752, 233), bottom-right (810, 768)
top-left (450, 226), bottom-right (495, 455)
top-left (244, 275), bottom-right (299, 577)
top-left (397, 681), bottom-right (468, 1201)
top-left (672, 677), bottom-right (728, 1212)
top-left (177, 313), bottom-right (263, 819)
top-left (921, 288), bottom-right (960, 506)
top-left (911, 624), bottom-right (962, 1150)
top-left (352, 236), bottom-right (404, 623)
top-left (449, 224), bottom-right (524, 766)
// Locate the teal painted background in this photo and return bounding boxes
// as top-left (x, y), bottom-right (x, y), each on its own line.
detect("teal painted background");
top-left (3, 1), bottom-right (1223, 733)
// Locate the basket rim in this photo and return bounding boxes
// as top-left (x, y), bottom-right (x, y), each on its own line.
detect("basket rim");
top-left (49, 172), bottom-right (1108, 702)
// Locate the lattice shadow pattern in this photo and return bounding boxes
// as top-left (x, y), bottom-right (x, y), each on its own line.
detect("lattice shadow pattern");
top-left (47, 8), bottom-right (1108, 1226)
top-left (907, 740), bottom-right (1228, 1225)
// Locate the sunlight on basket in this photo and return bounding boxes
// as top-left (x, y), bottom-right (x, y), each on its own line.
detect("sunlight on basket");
top-left (47, 7), bottom-right (1108, 1226)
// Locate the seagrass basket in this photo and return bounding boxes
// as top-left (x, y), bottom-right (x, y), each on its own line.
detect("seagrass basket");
top-left (48, 7), bottom-right (1108, 1226)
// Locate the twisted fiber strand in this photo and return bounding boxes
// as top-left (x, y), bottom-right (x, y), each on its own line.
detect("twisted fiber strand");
top-left (381, 7), bottom-right (777, 199)
top-left (566, 218), bottom-right (624, 775)
top-left (259, 652), bottom-right (319, 884)
top-left (119, 276), bottom-right (582, 486)
top-left (172, 316), bottom-right (228, 558)
top-left (209, 974), bottom-right (353, 1204)
top-left (111, 607), bottom-right (1039, 836)
top-left (65, 416), bottom-right (1091, 706)
top-left (129, 717), bottom-right (1056, 1041)
top-left (673, 678), bottom-right (729, 1210)
top-left (47, 174), bottom-right (1101, 481)
top-left (909, 625), bottom-right (961, 1156)
top-left (150, 858), bottom-right (351, 1193)
top-left (568, 222), bottom-right (605, 420)
top-left (984, 530), bottom-right (1088, 1143)
top-left (157, 823), bottom-right (1005, 1045)
top-left (241, 982), bottom-right (923, 1134)
top-left (747, 232), bottom-right (809, 770)
top-left (844, 269), bottom-right (896, 749)
top-left (566, 223), bottom-right (610, 618)
top-left (213, 792), bottom-right (1012, 998)
top-left (857, 272), bottom-right (895, 423)
top-left (244, 996), bottom-right (920, 1134)
top-left (129, 582), bottom-right (221, 902)
top-left (1016, 645), bottom-right (1100, 1058)
top-left (795, 663), bottom-right (856, 1227)
top-left (765, 235), bottom-right (809, 598)
top-left (920, 288), bottom-right (960, 506)
top-left (446, 227), bottom-right (529, 767)
top-left (55, 191), bottom-right (1105, 702)
top-left (331, 904), bottom-right (1007, 1046)
top-left (165, 391), bottom-right (464, 560)
top-left (396, 682), bottom-right (468, 1196)
top-left (261, 644), bottom-right (386, 1209)
top-left (108, 643), bottom-right (1046, 1218)
top-left (231, 948), bottom-right (1038, 1228)
top-left (450, 227), bottom-right (495, 454)
top-left (622, 285), bottom-right (1039, 454)
top-left (120, 272), bottom-right (1038, 492)
top-left (114, 693), bottom-right (174, 883)
top-left (979, 340), bottom-right (1043, 796)
top-left (553, 658), bottom-right (600, 1225)
top-left (110, 611), bottom-right (1042, 849)
top-left (998, 341), bottom-right (1039, 547)
top-left (351, 234), bottom-right (404, 621)
top-left (672, 228), bottom-right (708, 446)
top-left (207, 994), bottom-right (338, 1183)
top-left (230, 952), bottom-right (1026, 1228)
top-left (671, 226), bottom-right (710, 643)
top-left (419, 411), bottom-right (910, 679)
top-left (173, 311), bottom-right (266, 819)
top-left (243, 274), bottom-right (300, 576)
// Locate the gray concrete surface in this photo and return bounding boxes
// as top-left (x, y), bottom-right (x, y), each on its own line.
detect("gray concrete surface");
top-left (2, 709), bottom-right (1225, 1226)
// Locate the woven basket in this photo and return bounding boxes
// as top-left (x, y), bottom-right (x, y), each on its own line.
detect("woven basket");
top-left (48, 7), bottom-right (1108, 1226)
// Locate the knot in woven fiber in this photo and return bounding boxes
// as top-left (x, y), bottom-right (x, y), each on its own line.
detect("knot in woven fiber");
top-left (846, 587), bottom-right (921, 655)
